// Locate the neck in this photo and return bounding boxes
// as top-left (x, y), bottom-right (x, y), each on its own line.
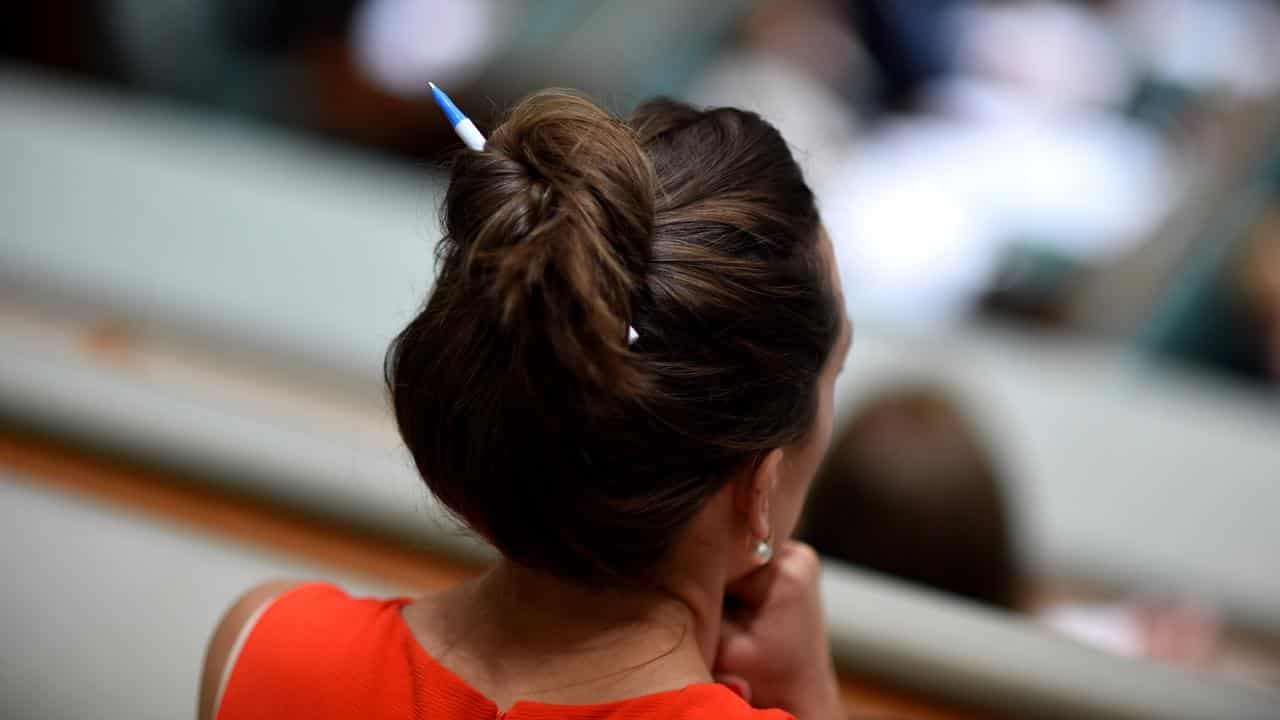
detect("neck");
top-left (435, 559), bottom-right (725, 698)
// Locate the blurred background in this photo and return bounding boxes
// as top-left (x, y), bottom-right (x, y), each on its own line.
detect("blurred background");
top-left (3, 1), bottom-right (1280, 718)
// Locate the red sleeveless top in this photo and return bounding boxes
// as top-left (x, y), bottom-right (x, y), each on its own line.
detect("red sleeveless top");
top-left (216, 583), bottom-right (796, 720)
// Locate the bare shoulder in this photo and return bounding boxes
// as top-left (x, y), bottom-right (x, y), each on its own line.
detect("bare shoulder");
top-left (197, 581), bottom-right (299, 720)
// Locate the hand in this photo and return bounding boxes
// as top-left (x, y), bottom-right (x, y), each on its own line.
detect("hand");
top-left (714, 541), bottom-right (844, 719)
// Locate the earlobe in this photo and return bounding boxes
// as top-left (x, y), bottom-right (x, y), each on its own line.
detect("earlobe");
top-left (747, 448), bottom-right (783, 542)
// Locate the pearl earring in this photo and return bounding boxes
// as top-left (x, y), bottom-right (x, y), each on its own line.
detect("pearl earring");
top-left (753, 537), bottom-right (773, 563)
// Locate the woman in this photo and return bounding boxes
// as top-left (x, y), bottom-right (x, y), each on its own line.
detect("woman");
top-left (200, 89), bottom-right (852, 719)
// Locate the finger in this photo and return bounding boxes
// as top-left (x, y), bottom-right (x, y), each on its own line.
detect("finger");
top-left (713, 617), bottom-right (758, 675)
top-left (714, 673), bottom-right (752, 703)
top-left (713, 616), bottom-right (747, 665)
top-left (725, 559), bottom-right (780, 612)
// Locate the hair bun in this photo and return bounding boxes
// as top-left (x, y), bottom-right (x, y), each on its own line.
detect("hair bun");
top-left (389, 91), bottom-right (839, 583)
top-left (441, 90), bottom-right (656, 401)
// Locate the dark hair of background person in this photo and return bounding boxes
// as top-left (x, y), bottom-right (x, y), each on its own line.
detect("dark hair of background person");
top-left (1237, 206), bottom-right (1280, 379)
top-left (799, 386), bottom-right (1017, 609)
top-left (386, 89), bottom-right (841, 584)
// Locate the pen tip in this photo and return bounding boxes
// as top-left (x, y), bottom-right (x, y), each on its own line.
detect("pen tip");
top-left (428, 81), bottom-right (438, 90)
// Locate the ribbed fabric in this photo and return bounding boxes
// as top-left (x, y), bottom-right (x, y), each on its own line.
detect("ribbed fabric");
top-left (217, 583), bottom-right (795, 720)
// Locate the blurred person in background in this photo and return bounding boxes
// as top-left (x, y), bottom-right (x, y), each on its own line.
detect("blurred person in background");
top-left (670, 0), bottom-right (1280, 344)
top-left (800, 386), bottom-right (1017, 609)
top-left (820, 0), bottom-right (1186, 329)
top-left (1241, 208), bottom-right (1280, 380)
top-left (800, 385), bottom-right (1226, 669)
top-left (200, 90), bottom-right (854, 719)
top-left (688, 0), bottom-right (864, 187)
top-left (1146, 197), bottom-right (1280, 387)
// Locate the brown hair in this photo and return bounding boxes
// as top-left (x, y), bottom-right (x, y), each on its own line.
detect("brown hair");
top-left (799, 386), bottom-right (1017, 608)
top-left (1239, 206), bottom-right (1280, 326)
top-left (387, 90), bottom-right (840, 583)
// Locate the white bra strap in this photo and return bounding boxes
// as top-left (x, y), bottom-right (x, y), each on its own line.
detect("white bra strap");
top-left (212, 593), bottom-right (282, 717)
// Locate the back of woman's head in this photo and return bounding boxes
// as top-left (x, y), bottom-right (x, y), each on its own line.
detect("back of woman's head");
top-left (387, 89), bottom-right (840, 582)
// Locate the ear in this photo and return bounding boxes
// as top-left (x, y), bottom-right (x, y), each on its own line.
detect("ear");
top-left (734, 448), bottom-right (783, 541)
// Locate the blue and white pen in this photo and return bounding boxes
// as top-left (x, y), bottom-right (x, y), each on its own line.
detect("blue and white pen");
top-left (429, 82), bottom-right (486, 152)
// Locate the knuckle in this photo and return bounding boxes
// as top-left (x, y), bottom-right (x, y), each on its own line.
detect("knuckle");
top-left (778, 543), bottom-right (822, 587)
top-left (789, 542), bottom-right (820, 572)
